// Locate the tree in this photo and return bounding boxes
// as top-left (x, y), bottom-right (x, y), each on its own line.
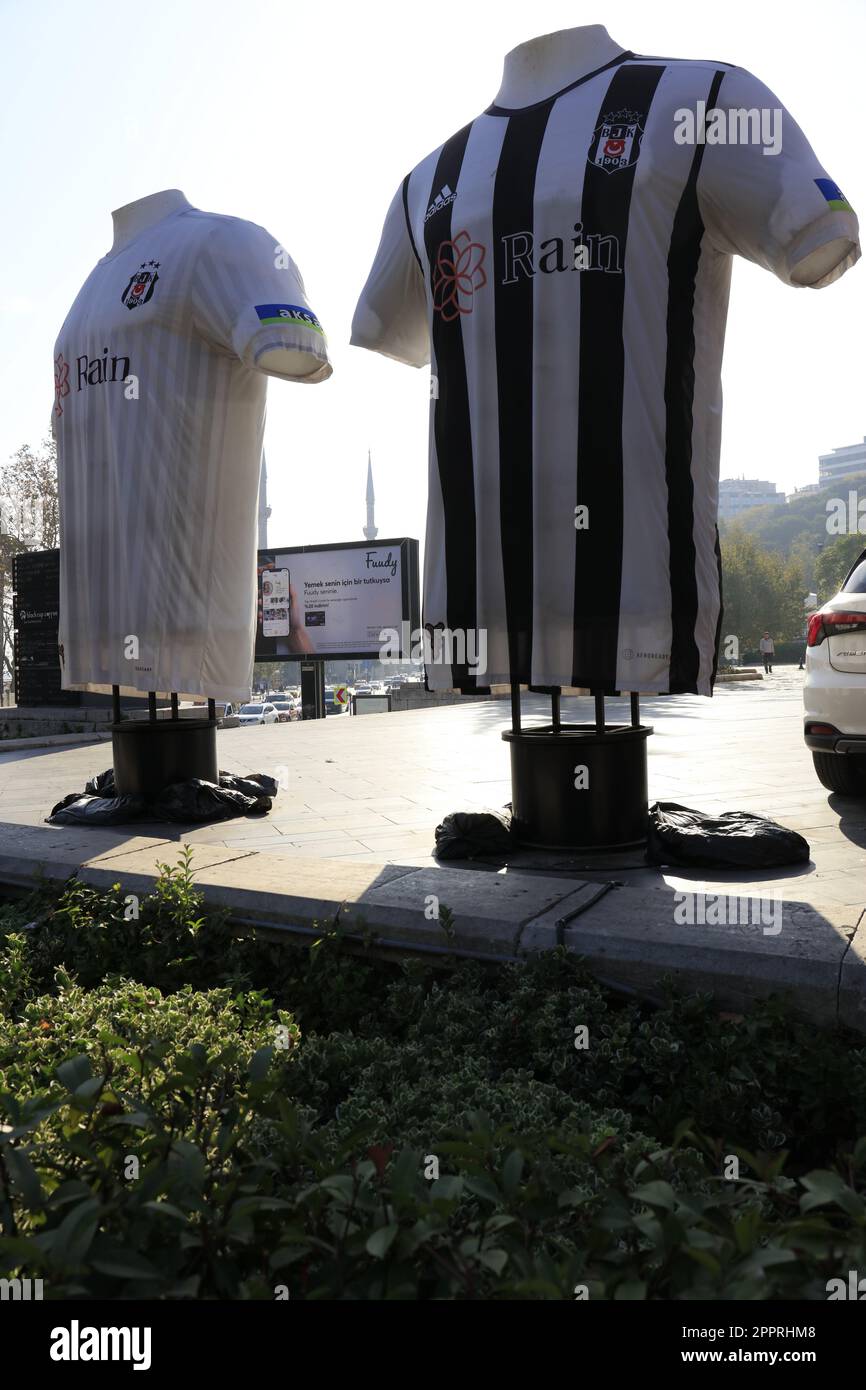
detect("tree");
top-left (813, 533), bottom-right (866, 604)
top-left (0, 438), bottom-right (59, 695)
top-left (720, 526), bottom-right (805, 655)
top-left (252, 660), bottom-right (286, 691)
top-left (788, 533), bottom-right (819, 592)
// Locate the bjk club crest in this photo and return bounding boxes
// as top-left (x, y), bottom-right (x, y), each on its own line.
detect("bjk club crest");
top-left (588, 109), bottom-right (644, 173)
top-left (121, 260), bottom-right (160, 310)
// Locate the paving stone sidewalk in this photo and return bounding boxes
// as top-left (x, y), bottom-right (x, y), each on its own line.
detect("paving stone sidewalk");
top-left (1, 668), bottom-right (863, 912)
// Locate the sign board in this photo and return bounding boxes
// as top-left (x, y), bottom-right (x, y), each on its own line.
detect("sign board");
top-left (352, 693), bottom-right (391, 716)
top-left (334, 685), bottom-right (349, 706)
top-left (12, 550), bottom-right (80, 707)
top-left (256, 538), bottom-right (419, 663)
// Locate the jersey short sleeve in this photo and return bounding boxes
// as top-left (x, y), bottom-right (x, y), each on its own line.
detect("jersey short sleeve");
top-left (192, 218), bottom-right (332, 381)
top-left (697, 67), bottom-right (860, 288)
top-left (351, 183), bottom-right (430, 367)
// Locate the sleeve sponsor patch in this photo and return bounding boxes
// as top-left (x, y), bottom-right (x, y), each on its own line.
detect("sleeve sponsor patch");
top-left (255, 303), bottom-right (324, 334)
top-left (815, 178), bottom-right (854, 213)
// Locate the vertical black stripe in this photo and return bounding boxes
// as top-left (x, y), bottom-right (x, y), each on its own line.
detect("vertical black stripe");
top-left (572, 64), bottom-right (665, 691)
top-left (402, 174), bottom-right (423, 272)
top-left (492, 106), bottom-right (552, 685)
top-left (710, 524), bottom-right (724, 688)
top-left (665, 68), bottom-right (725, 693)
top-left (423, 123), bottom-right (476, 689)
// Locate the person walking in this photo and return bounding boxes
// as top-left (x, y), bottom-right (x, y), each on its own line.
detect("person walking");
top-left (759, 631), bottom-right (775, 674)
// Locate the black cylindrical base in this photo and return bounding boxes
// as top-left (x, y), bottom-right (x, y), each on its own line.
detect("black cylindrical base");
top-left (112, 718), bottom-right (218, 799)
top-left (503, 722), bottom-right (651, 850)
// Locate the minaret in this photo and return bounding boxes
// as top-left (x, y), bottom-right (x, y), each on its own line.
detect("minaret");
top-left (363, 450), bottom-right (378, 540)
top-left (258, 451), bottom-right (271, 547)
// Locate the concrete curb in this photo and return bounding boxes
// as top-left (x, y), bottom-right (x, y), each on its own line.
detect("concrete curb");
top-left (0, 732), bottom-right (113, 752)
top-left (0, 824), bottom-right (863, 1032)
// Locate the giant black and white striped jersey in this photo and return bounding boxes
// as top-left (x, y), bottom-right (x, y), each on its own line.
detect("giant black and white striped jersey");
top-left (53, 194), bottom-right (331, 702)
top-left (352, 51), bottom-right (860, 695)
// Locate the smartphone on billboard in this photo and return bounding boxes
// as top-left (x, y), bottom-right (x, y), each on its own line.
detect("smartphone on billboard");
top-left (262, 568), bottom-right (291, 638)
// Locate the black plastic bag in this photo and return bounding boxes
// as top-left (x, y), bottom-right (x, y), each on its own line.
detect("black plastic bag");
top-left (84, 769), bottom-right (119, 797)
top-left (218, 771), bottom-right (278, 801)
top-left (434, 808), bottom-right (515, 861)
top-left (153, 777), bottom-right (273, 823)
top-left (48, 769), bottom-right (278, 827)
top-left (646, 801), bottom-right (810, 868)
top-left (48, 791), bottom-right (147, 826)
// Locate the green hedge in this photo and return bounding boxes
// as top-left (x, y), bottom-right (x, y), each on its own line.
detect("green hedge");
top-left (1, 854), bottom-right (866, 1299)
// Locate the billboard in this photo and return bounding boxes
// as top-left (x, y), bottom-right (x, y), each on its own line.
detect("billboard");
top-left (255, 538), bottom-right (419, 662)
top-left (13, 550), bottom-right (80, 707)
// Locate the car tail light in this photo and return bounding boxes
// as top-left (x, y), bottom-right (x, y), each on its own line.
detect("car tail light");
top-left (807, 610), bottom-right (866, 646)
top-left (806, 722), bottom-right (838, 736)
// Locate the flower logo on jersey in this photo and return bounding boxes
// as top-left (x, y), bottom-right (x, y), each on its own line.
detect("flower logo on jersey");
top-left (588, 109), bottom-right (644, 173)
top-left (54, 353), bottom-right (70, 416)
top-left (432, 231), bottom-right (487, 320)
top-left (121, 260), bottom-right (160, 310)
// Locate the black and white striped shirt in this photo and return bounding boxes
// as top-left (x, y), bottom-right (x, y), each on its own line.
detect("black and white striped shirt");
top-left (352, 51), bottom-right (859, 694)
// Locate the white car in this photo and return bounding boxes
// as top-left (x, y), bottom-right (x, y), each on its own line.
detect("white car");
top-left (238, 701), bottom-right (279, 726)
top-left (269, 697), bottom-right (301, 723)
top-left (804, 547), bottom-right (866, 794)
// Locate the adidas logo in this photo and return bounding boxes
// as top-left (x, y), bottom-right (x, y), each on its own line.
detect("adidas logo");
top-left (424, 185), bottom-right (456, 221)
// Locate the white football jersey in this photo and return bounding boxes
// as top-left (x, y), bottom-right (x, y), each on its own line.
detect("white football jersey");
top-left (352, 52), bottom-right (860, 695)
top-left (53, 193), bottom-right (331, 701)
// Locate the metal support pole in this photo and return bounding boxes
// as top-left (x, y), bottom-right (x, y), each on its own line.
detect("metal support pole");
top-left (510, 679), bottom-right (521, 734)
top-left (170, 692), bottom-right (179, 720)
top-left (148, 691), bottom-right (157, 722)
top-left (551, 687), bottom-right (561, 733)
top-left (207, 698), bottom-right (216, 722)
top-left (630, 691), bottom-right (640, 728)
top-left (112, 684), bottom-right (121, 724)
top-left (594, 690), bottom-right (605, 735)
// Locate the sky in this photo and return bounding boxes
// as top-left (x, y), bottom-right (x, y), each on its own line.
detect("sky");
top-left (0, 0), bottom-right (863, 556)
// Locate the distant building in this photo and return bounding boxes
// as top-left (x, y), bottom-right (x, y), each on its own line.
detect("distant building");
top-left (718, 477), bottom-right (785, 520)
top-left (786, 482), bottom-right (821, 502)
top-left (819, 436), bottom-right (866, 485)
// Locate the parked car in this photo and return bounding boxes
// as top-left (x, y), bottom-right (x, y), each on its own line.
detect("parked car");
top-left (269, 698), bottom-right (300, 723)
top-left (804, 547), bottom-right (866, 794)
top-left (237, 701), bottom-right (279, 726)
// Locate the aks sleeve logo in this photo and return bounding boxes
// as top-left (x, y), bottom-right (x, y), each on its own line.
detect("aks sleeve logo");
top-left (121, 261), bottom-right (160, 310)
top-left (255, 304), bottom-right (325, 335)
top-left (815, 178), bottom-right (855, 213)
